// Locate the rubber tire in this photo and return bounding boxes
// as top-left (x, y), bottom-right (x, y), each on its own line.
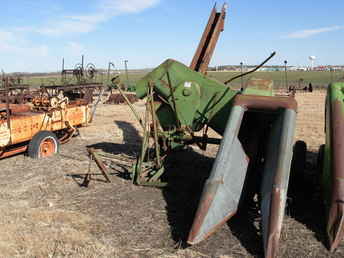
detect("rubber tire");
top-left (28, 131), bottom-right (60, 159)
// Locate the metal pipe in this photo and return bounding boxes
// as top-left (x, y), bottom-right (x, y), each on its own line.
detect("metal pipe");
top-left (89, 86), bottom-right (105, 123)
top-left (114, 78), bottom-right (144, 130)
top-left (81, 55), bottom-right (84, 70)
top-left (107, 62), bottom-right (115, 83)
top-left (331, 67), bottom-right (334, 83)
top-left (284, 60), bottom-right (288, 91)
top-left (225, 52), bottom-right (276, 85)
top-left (5, 78), bottom-right (11, 135)
top-left (87, 148), bottom-right (111, 183)
top-left (240, 62), bottom-right (243, 90)
top-left (124, 60), bottom-right (129, 88)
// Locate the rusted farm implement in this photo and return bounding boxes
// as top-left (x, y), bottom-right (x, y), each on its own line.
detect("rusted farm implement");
top-left (86, 4), bottom-right (302, 258)
top-left (0, 76), bottom-right (103, 159)
top-left (317, 82), bottom-right (344, 251)
top-left (61, 55), bottom-right (97, 85)
top-left (0, 75), bottom-right (32, 104)
top-left (105, 93), bottom-right (138, 104)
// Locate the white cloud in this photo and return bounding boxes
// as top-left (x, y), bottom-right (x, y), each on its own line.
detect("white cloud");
top-left (66, 42), bottom-right (86, 55)
top-left (0, 0), bottom-right (161, 71)
top-left (0, 42), bottom-right (49, 57)
top-left (17, 0), bottom-right (160, 36)
top-left (283, 25), bottom-right (344, 39)
top-left (0, 30), bottom-right (15, 42)
top-left (0, 29), bottom-right (49, 57)
top-left (101, 0), bottom-right (160, 13)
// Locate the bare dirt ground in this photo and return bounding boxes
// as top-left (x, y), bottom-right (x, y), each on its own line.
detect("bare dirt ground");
top-left (0, 90), bottom-right (343, 257)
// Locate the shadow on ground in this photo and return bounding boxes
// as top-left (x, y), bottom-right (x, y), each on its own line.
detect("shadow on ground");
top-left (69, 119), bottom-right (331, 256)
top-left (160, 147), bottom-right (264, 256)
top-left (160, 149), bottom-right (330, 257)
top-left (161, 148), bottom-right (214, 247)
top-left (88, 120), bottom-right (141, 157)
top-left (288, 150), bottom-right (328, 247)
top-left (67, 120), bottom-right (141, 186)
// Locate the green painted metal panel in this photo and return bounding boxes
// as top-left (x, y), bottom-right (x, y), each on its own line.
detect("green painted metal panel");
top-left (136, 59), bottom-right (273, 134)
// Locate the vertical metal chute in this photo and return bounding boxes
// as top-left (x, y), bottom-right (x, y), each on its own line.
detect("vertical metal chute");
top-left (190, 4), bottom-right (227, 74)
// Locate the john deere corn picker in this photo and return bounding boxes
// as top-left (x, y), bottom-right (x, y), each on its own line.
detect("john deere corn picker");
top-left (128, 4), bottom-right (298, 258)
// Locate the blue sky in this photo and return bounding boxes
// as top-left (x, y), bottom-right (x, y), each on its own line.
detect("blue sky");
top-left (1, 0), bottom-right (344, 72)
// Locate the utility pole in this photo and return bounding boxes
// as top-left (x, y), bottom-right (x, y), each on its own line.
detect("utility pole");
top-left (124, 60), bottom-right (129, 90)
top-left (81, 55), bottom-right (85, 70)
top-left (107, 62), bottom-right (115, 83)
top-left (330, 67), bottom-right (334, 83)
top-left (1, 69), bottom-right (4, 87)
top-left (284, 60), bottom-right (288, 91)
top-left (240, 62), bottom-right (244, 90)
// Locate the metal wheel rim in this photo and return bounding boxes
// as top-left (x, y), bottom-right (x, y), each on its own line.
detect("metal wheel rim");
top-left (39, 137), bottom-right (56, 158)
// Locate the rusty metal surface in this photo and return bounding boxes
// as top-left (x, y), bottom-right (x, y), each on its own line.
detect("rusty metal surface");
top-left (233, 94), bottom-right (298, 111)
top-left (0, 104), bottom-right (31, 113)
top-left (0, 92), bottom-right (34, 105)
top-left (190, 4), bottom-right (227, 74)
top-left (261, 108), bottom-right (296, 258)
top-left (0, 145), bottom-right (28, 159)
top-left (188, 94), bottom-right (297, 258)
top-left (188, 106), bottom-right (248, 244)
top-left (61, 56), bottom-right (97, 84)
top-left (0, 76), bottom-right (96, 159)
top-left (87, 148), bottom-right (111, 183)
top-left (0, 77), bottom-right (33, 105)
top-left (40, 83), bottom-right (102, 104)
top-left (105, 93), bottom-right (138, 105)
top-left (0, 105), bottom-right (89, 149)
top-left (40, 83), bottom-right (102, 91)
top-left (328, 99), bottom-right (344, 251)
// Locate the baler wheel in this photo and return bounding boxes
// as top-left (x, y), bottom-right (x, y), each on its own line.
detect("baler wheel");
top-left (28, 131), bottom-right (60, 159)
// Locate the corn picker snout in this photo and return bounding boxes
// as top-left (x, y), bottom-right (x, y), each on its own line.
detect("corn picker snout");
top-left (318, 82), bottom-right (344, 251)
top-left (132, 58), bottom-right (297, 258)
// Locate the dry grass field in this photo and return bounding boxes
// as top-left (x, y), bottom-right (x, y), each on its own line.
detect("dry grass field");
top-left (0, 90), bottom-right (343, 257)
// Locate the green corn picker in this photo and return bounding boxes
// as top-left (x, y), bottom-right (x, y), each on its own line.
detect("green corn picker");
top-left (318, 82), bottom-right (344, 252)
top-left (90, 4), bottom-right (302, 258)
top-left (130, 57), bottom-right (298, 258)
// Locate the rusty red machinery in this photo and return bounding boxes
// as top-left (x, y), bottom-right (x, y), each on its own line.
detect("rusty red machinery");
top-left (0, 86), bottom-right (33, 104)
top-left (61, 55), bottom-right (97, 84)
top-left (0, 76), bottom-right (102, 159)
top-left (190, 3), bottom-right (226, 74)
top-left (0, 75), bottom-right (32, 104)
